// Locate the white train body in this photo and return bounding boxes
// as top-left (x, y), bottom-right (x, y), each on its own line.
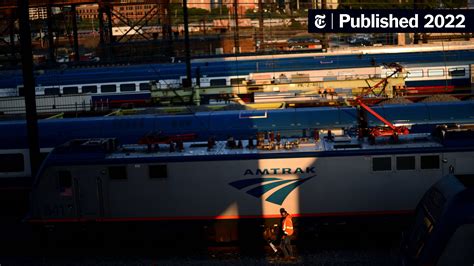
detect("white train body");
top-left (30, 130), bottom-right (474, 224)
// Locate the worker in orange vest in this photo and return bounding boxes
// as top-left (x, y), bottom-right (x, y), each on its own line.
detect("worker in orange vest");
top-left (279, 208), bottom-right (295, 260)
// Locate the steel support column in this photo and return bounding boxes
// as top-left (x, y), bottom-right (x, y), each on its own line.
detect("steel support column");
top-left (9, 9), bottom-right (16, 60)
top-left (98, 4), bottom-right (105, 45)
top-left (161, 0), bottom-right (173, 58)
top-left (321, 0), bottom-right (328, 51)
top-left (18, 0), bottom-right (40, 180)
top-left (233, 0), bottom-right (240, 54)
top-left (183, 0), bottom-right (192, 88)
top-left (105, 4), bottom-right (113, 59)
top-left (46, 5), bottom-right (55, 63)
top-left (105, 5), bottom-right (113, 43)
top-left (71, 4), bottom-right (80, 62)
top-left (258, 0), bottom-right (263, 52)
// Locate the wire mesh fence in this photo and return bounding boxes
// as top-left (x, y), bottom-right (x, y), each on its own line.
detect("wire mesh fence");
top-left (3, 0), bottom-right (468, 67)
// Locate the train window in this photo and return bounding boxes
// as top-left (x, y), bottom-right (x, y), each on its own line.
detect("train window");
top-left (427, 69), bottom-right (444, 77)
top-left (423, 187), bottom-right (446, 221)
top-left (44, 87), bottom-right (60, 95)
top-left (210, 79), bottom-right (227, 86)
top-left (372, 157), bottom-right (391, 171)
top-left (448, 67), bottom-right (465, 77)
top-left (149, 165), bottom-right (167, 178)
top-left (405, 211), bottom-right (435, 260)
top-left (386, 72), bottom-right (399, 77)
top-left (101, 84), bottom-right (116, 93)
top-left (63, 86), bottom-right (79, 95)
top-left (58, 171), bottom-right (73, 196)
top-left (407, 69), bottom-right (423, 78)
top-left (231, 78), bottom-right (245, 85)
top-left (421, 155), bottom-right (440, 169)
top-left (397, 156), bottom-right (416, 170)
top-left (82, 85), bottom-right (97, 93)
top-left (109, 166), bottom-right (127, 180)
top-left (120, 83), bottom-right (136, 92)
top-left (0, 153), bottom-right (24, 172)
top-left (139, 83), bottom-right (151, 91)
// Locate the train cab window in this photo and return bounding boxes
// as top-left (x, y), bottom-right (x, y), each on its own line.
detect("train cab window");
top-left (44, 87), bottom-right (60, 95)
top-left (139, 83), bottom-right (151, 91)
top-left (405, 211), bottom-right (435, 261)
top-left (0, 153), bottom-right (24, 172)
top-left (407, 69), bottom-right (423, 78)
top-left (82, 85), bottom-right (97, 93)
top-left (372, 157), bottom-right (391, 171)
top-left (149, 165), bottom-right (167, 178)
top-left (421, 155), bottom-right (440, 169)
top-left (210, 78), bottom-right (227, 86)
top-left (428, 69), bottom-right (444, 77)
top-left (120, 83), bottom-right (136, 92)
top-left (109, 166), bottom-right (127, 180)
top-left (448, 67), bottom-right (465, 77)
top-left (397, 156), bottom-right (416, 170)
top-left (101, 84), bottom-right (116, 93)
top-left (58, 171), bottom-right (73, 196)
top-left (63, 86), bottom-right (79, 95)
top-left (231, 78), bottom-right (245, 85)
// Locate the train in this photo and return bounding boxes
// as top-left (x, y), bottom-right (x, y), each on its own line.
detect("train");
top-left (401, 174), bottom-right (474, 266)
top-left (0, 45), bottom-right (474, 106)
top-left (27, 125), bottom-right (474, 242)
top-left (2, 101), bottom-right (474, 181)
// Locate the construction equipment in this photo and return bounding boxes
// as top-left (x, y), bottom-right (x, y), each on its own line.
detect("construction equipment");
top-left (356, 63), bottom-right (409, 141)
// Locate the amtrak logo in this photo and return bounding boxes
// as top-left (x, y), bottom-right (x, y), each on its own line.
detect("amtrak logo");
top-left (229, 175), bottom-right (316, 205)
top-left (314, 14), bottom-right (326, 29)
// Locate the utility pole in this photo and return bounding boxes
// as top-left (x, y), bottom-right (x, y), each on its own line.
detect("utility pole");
top-left (19, 0), bottom-right (40, 179)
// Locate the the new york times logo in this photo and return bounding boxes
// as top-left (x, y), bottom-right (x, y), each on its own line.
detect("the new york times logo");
top-left (308, 10), bottom-right (474, 33)
top-left (314, 14), bottom-right (326, 29)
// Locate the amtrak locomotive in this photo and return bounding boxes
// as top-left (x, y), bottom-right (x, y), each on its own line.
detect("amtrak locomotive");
top-left (27, 126), bottom-right (474, 242)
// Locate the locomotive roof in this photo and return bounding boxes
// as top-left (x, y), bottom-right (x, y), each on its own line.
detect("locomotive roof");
top-left (43, 132), bottom-right (472, 166)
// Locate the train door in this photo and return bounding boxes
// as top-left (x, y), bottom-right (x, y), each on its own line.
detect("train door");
top-left (73, 170), bottom-right (105, 219)
top-left (439, 151), bottom-right (474, 177)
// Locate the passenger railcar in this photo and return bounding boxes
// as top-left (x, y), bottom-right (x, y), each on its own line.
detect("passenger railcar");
top-left (0, 47), bottom-right (474, 105)
top-left (28, 126), bottom-right (474, 242)
top-left (1, 101), bottom-right (474, 180)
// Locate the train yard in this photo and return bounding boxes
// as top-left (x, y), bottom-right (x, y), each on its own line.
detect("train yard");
top-left (1, 6), bottom-right (474, 262)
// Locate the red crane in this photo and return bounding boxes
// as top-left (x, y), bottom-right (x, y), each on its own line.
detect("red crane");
top-left (356, 63), bottom-right (409, 141)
